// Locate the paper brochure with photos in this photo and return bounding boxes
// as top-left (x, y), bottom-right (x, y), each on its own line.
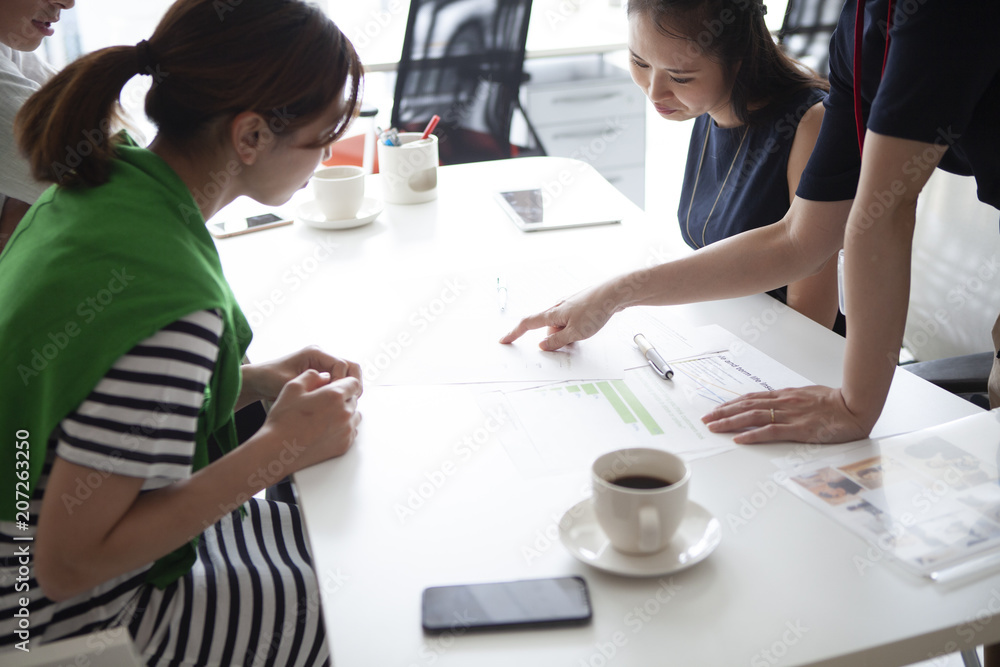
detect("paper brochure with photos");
top-left (777, 410), bottom-right (1000, 580)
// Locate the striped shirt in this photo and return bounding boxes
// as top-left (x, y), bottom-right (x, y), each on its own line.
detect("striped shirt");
top-left (1, 311), bottom-right (329, 665)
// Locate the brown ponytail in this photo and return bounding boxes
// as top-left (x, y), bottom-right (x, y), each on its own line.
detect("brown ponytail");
top-left (16, 0), bottom-right (362, 188)
top-left (15, 45), bottom-right (142, 187)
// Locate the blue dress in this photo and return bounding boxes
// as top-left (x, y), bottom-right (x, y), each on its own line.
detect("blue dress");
top-left (677, 87), bottom-right (845, 334)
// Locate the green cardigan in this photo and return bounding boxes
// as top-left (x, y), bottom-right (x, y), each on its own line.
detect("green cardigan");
top-left (0, 134), bottom-right (252, 587)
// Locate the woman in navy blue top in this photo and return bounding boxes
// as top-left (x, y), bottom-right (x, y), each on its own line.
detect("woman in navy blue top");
top-left (504, 0), bottom-right (999, 448)
top-left (627, 0), bottom-right (843, 332)
top-left (676, 86), bottom-right (850, 333)
top-left (678, 87), bottom-right (825, 250)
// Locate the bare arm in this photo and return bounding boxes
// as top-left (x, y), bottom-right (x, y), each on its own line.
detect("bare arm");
top-left (703, 130), bottom-right (946, 443)
top-left (785, 253), bottom-right (840, 329)
top-left (840, 131), bottom-right (945, 426)
top-left (35, 370), bottom-right (362, 601)
top-left (783, 101), bottom-right (841, 330)
top-left (500, 196), bottom-right (850, 350)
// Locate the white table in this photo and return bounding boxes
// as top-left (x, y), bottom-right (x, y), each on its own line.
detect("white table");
top-left (215, 157), bottom-right (992, 667)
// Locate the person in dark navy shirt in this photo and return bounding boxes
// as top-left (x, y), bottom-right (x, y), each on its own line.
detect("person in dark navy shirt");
top-left (503, 0), bottom-right (1000, 443)
top-left (798, 0), bottom-right (999, 208)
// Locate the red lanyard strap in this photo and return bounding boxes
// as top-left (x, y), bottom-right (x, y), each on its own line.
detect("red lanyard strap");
top-left (853, 0), bottom-right (894, 157)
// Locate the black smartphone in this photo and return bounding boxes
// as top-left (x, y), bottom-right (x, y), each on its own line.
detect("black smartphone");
top-left (421, 576), bottom-right (592, 633)
top-left (208, 212), bottom-right (293, 238)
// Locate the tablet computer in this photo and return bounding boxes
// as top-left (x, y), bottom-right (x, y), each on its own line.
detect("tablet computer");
top-left (494, 188), bottom-right (621, 232)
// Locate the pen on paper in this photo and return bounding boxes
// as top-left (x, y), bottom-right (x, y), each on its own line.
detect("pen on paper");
top-left (496, 276), bottom-right (508, 312)
top-left (634, 333), bottom-right (673, 380)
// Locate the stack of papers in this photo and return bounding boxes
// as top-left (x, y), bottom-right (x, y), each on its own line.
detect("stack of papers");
top-left (776, 410), bottom-right (1000, 581)
top-left (479, 319), bottom-right (813, 476)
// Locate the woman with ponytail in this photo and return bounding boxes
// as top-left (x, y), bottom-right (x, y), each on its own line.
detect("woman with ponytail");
top-left (0, 0), bottom-right (363, 663)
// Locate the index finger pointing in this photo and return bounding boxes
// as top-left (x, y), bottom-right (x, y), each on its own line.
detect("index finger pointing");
top-left (499, 311), bottom-right (554, 344)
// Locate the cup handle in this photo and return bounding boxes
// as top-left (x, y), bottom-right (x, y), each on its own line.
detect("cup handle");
top-left (638, 506), bottom-right (661, 553)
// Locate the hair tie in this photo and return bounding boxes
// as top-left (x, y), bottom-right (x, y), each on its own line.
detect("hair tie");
top-left (135, 39), bottom-right (153, 74)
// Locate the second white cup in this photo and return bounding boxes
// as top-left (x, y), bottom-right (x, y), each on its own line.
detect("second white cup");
top-left (591, 448), bottom-right (690, 555)
top-left (376, 132), bottom-right (439, 204)
top-left (312, 165), bottom-right (365, 221)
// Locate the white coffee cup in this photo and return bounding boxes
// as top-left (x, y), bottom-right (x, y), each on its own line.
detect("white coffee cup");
top-left (376, 132), bottom-right (438, 204)
top-left (312, 165), bottom-right (365, 221)
top-left (591, 448), bottom-right (690, 555)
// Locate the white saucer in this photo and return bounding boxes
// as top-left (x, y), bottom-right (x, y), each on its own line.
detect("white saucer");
top-left (297, 197), bottom-right (383, 230)
top-left (559, 499), bottom-right (721, 577)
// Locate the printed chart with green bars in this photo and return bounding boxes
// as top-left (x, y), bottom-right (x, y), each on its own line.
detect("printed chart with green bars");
top-left (494, 377), bottom-right (679, 474)
top-left (539, 381), bottom-right (664, 436)
top-left (490, 336), bottom-right (816, 475)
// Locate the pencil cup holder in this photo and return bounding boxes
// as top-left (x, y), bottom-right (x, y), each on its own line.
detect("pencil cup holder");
top-left (376, 132), bottom-right (439, 204)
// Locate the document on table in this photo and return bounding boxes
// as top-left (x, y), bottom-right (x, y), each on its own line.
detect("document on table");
top-left (479, 324), bottom-right (814, 476)
top-left (345, 266), bottom-right (645, 385)
top-left (775, 410), bottom-right (1000, 581)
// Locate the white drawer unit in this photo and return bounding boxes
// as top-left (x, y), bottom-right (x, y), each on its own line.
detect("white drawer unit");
top-left (535, 116), bottom-right (645, 172)
top-left (522, 55), bottom-right (646, 207)
top-left (526, 79), bottom-right (645, 125)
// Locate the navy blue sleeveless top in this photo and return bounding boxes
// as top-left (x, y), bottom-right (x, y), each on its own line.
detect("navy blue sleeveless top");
top-left (676, 87), bottom-right (845, 334)
top-left (677, 87), bottom-right (826, 250)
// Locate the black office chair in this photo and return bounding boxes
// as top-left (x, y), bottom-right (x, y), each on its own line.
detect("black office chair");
top-left (901, 353), bottom-right (993, 410)
top-left (391, 0), bottom-right (545, 165)
top-left (776, 0), bottom-right (842, 77)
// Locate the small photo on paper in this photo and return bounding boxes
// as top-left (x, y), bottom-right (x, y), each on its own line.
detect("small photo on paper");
top-left (837, 456), bottom-right (886, 490)
top-left (792, 467), bottom-right (864, 506)
top-left (844, 499), bottom-right (894, 537)
top-left (845, 499), bottom-right (884, 518)
top-left (957, 485), bottom-right (1000, 527)
top-left (903, 512), bottom-right (1000, 567)
top-left (901, 437), bottom-right (998, 491)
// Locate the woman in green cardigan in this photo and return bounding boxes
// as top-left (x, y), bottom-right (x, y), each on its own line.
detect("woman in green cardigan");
top-left (0, 0), bottom-right (363, 663)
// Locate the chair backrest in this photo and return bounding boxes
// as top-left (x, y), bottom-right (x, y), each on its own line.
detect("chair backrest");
top-left (776, 0), bottom-right (842, 77)
top-left (905, 168), bottom-right (1000, 362)
top-left (391, 0), bottom-right (537, 164)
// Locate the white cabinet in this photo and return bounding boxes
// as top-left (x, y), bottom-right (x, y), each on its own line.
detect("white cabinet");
top-left (522, 56), bottom-right (646, 207)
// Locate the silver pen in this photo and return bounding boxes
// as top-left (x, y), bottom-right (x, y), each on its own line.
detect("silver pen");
top-left (634, 333), bottom-right (673, 380)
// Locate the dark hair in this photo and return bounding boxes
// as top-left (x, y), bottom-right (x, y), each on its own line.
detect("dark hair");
top-left (16, 0), bottom-right (362, 187)
top-left (626, 0), bottom-right (828, 127)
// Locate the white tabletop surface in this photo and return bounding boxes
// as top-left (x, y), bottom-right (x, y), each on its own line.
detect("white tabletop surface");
top-left (214, 157), bottom-right (994, 667)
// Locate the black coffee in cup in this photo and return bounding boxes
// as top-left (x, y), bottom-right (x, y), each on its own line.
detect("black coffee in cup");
top-left (610, 475), bottom-right (673, 490)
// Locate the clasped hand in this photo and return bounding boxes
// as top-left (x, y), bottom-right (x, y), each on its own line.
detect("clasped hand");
top-left (240, 346), bottom-right (362, 404)
top-left (243, 347), bottom-right (364, 467)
